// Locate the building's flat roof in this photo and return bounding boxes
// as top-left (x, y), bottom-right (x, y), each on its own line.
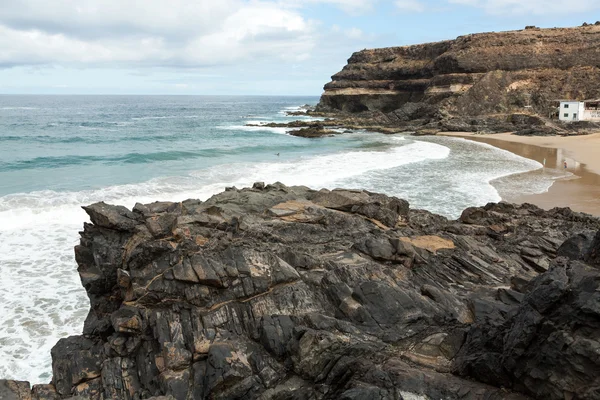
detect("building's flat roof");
top-left (557, 99), bottom-right (600, 103)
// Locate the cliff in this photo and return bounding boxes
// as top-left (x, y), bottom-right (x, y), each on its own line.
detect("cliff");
top-left (316, 25), bottom-right (600, 133)
top-left (3, 183), bottom-right (600, 399)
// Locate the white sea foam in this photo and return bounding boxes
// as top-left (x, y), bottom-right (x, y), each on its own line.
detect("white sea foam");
top-left (78, 126), bottom-right (118, 132)
top-left (235, 120), bottom-right (272, 126)
top-left (1, 107), bottom-right (39, 110)
top-left (339, 136), bottom-right (559, 218)
top-left (276, 105), bottom-right (324, 120)
top-left (453, 139), bottom-right (548, 200)
top-left (131, 115), bottom-right (199, 120)
top-left (217, 124), bottom-right (292, 135)
top-left (282, 106), bottom-right (305, 111)
top-left (186, 141), bottom-right (450, 192)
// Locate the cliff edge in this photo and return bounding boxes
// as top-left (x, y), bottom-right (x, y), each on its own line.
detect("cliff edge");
top-left (316, 25), bottom-right (600, 133)
top-left (3, 183), bottom-right (600, 399)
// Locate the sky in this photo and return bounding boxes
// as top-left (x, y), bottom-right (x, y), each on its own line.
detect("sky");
top-left (1, 0), bottom-right (599, 95)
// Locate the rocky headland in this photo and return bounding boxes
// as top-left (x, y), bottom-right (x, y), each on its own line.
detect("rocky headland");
top-left (258, 25), bottom-right (600, 136)
top-left (3, 183), bottom-right (600, 399)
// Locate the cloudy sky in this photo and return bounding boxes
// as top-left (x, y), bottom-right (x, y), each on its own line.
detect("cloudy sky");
top-left (1, 0), bottom-right (598, 95)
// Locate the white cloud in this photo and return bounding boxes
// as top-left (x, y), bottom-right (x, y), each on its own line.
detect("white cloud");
top-left (330, 25), bottom-right (366, 39)
top-left (0, 25), bottom-right (167, 66)
top-left (395, 0), bottom-right (426, 12)
top-left (183, 4), bottom-right (316, 65)
top-left (284, 0), bottom-right (378, 14)
top-left (0, 0), bottom-right (236, 38)
top-left (0, 0), bottom-right (318, 68)
top-left (346, 27), bottom-right (365, 39)
top-left (449, 0), bottom-right (600, 15)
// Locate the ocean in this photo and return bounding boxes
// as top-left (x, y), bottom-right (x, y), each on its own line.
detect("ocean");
top-left (0, 95), bottom-right (566, 383)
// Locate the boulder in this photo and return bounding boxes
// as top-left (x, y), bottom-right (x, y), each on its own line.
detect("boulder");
top-left (288, 126), bottom-right (340, 138)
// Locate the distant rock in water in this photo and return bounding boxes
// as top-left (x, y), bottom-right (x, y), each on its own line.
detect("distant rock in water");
top-left (288, 125), bottom-right (340, 138)
top-left (4, 184), bottom-right (600, 399)
top-left (316, 25), bottom-right (600, 135)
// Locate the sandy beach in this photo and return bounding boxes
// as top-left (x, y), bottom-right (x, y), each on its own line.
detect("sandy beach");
top-left (439, 132), bottom-right (600, 216)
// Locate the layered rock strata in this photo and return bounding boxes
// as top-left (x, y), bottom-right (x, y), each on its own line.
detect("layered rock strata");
top-left (316, 25), bottom-right (600, 134)
top-left (3, 184), bottom-right (600, 399)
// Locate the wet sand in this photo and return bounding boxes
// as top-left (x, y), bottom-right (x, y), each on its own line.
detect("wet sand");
top-left (439, 132), bottom-right (600, 216)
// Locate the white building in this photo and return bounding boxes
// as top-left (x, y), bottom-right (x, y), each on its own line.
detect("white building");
top-left (558, 100), bottom-right (585, 121)
top-left (558, 100), bottom-right (600, 122)
top-left (582, 99), bottom-right (600, 121)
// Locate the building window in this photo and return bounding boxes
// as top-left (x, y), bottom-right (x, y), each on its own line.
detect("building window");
top-left (564, 104), bottom-right (569, 108)
top-left (564, 113), bottom-right (569, 118)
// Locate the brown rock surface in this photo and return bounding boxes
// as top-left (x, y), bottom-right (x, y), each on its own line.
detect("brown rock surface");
top-left (316, 25), bottom-right (600, 134)
top-left (288, 126), bottom-right (340, 138)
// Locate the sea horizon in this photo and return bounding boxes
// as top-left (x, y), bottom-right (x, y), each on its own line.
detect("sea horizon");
top-left (0, 94), bottom-right (322, 97)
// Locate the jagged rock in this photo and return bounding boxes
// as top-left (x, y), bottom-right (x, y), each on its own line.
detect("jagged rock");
top-left (288, 126), bottom-right (340, 138)
top-left (32, 385), bottom-right (60, 400)
top-left (0, 380), bottom-right (32, 400)
top-left (513, 126), bottom-right (558, 136)
top-left (51, 337), bottom-right (104, 396)
top-left (81, 202), bottom-right (140, 232)
top-left (557, 231), bottom-right (596, 260)
top-left (7, 184), bottom-right (600, 399)
top-left (584, 230), bottom-right (600, 267)
top-left (412, 128), bottom-right (439, 136)
top-left (310, 188), bottom-right (409, 227)
top-left (455, 259), bottom-right (600, 399)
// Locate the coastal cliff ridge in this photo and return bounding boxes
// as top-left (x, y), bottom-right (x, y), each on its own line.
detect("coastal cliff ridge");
top-left (316, 24), bottom-right (600, 134)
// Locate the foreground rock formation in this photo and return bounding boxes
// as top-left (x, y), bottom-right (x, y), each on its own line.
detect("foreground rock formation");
top-left (3, 184), bottom-right (600, 399)
top-left (315, 25), bottom-right (600, 134)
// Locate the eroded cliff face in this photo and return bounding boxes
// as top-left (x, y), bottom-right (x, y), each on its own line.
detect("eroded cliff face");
top-left (3, 184), bottom-right (600, 400)
top-left (317, 25), bottom-right (600, 124)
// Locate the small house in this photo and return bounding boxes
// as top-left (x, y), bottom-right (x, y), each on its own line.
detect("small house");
top-left (558, 100), bottom-right (585, 121)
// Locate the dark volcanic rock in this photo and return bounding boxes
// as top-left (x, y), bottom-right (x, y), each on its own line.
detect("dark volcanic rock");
top-left (455, 260), bottom-right (600, 398)
top-left (0, 380), bottom-right (32, 400)
top-left (557, 231), bottom-right (596, 260)
top-left (288, 126), bottom-right (340, 138)
top-left (584, 230), bottom-right (600, 267)
top-left (5, 185), bottom-right (600, 399)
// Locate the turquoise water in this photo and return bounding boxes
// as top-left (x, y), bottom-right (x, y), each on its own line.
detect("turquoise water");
top-left (0, 95), bottom-right (562, 383)
top-left (0, 95), bottom-right (342, 195)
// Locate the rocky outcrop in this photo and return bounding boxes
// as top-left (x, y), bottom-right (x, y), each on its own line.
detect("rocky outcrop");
top-left (288, 126), bottom-right (340, 138)
top-left (316, 25), bottom-right (600, 133)
top-left (455, 259), bottom-right (600, 399)
top-left (4, 184), bottom-right (600, 399)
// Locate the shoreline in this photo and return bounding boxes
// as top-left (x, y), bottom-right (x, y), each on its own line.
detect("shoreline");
top-left (439, 132), bottom-right (600, 216)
